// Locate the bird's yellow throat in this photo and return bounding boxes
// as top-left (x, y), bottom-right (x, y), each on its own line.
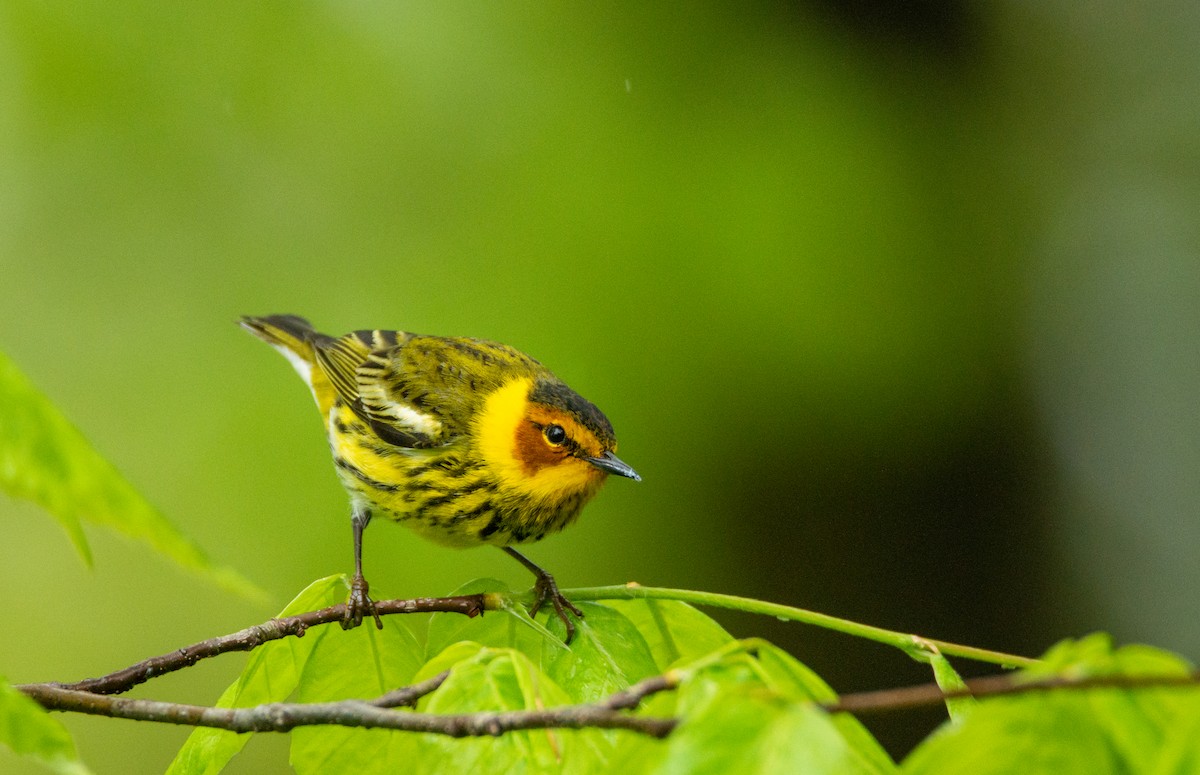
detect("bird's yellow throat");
top-left (475, 377), bottom-right (606, 504)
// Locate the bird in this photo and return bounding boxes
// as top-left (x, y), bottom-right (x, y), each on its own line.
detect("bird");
top-left (240, 314), bottom-right (640, 642)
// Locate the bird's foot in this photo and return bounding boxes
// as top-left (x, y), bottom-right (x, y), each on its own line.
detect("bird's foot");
top-left (343, 573), bottom-right (383, 630)
top-left (529, 569), bottom-right (584, 644)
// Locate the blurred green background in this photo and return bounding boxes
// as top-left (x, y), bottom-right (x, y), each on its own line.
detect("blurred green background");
top-left (2, 2), bottom-right (1198, 772)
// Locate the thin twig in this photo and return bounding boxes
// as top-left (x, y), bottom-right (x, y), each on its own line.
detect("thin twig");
top-left (565, 585), bottom-right (1039, 669)
top-left (599, 672), bottom-right (681, 711)
top-left (370, 671), bottom-right (451, 708)
top-left (22, 681), bottom-right (678, 739)
top-left (41, 594), bottom-right (489, 696)
top-left (826, 671), bottom-right (1200, 715)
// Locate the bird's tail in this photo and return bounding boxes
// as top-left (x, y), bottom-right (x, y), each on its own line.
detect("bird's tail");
top-left (240, 314), bottom-right (321, 367)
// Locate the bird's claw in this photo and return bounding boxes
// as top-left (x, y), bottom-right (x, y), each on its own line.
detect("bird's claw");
top-left (529, 570), bottom-right (584, 643)
top-left (343, 573), bottom-right (383, 630)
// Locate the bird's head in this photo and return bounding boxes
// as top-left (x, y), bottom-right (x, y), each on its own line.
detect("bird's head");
top-left (475, 376), bottom-right (640, 504)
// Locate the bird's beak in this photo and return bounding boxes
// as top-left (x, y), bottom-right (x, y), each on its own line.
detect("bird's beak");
top-left (585, 450), bottom-right (641, 481)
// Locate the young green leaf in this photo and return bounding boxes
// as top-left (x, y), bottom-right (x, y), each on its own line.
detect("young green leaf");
top-left (674, 691), bottom-right (888, 775)
top-left (425, 579), bottom-right (553, 659)
top-left (431, 585), bottom-right (659, 703)
top-left (1151, 699), bottom-right (1200, 774)
top-left (750, 642), bottom-right (896, 772)
top-left (0, 350), bottom-right (262, 599)
top-left (401, 647), bottom-right (601, 774)
top-left (0, 676), bottom-right (91, 775)
top-left (612, 658), bottom-right (896, 775)
top-left (289, 596), bottom-right (424, 775)
top-left (415, 640), bottom-right (488, 681)
top-left (603, 598), bottom-right (734, 670)
top-left (903, 634), bottom-right (1200, 775)
top-left (166, 576), bottom-right (347, 775)
top-left (539, 602), bottom-right (660, 704)
top-left (926, 651), bottom-right (974, 723)
top-left (607, 641), bottom-right (896, 774)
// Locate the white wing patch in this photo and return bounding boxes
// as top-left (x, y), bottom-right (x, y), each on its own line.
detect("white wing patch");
top-left (385, 402), bottom-right (443, 437)
top-left (358, 379), bottom-right (443, 438)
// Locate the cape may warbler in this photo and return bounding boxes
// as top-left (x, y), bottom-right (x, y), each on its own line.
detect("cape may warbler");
top-left (241, 315), bottom-right (639, 641)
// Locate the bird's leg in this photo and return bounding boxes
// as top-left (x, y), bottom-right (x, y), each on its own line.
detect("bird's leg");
top-left (344, 507), bottom-right (383, 630)
top-left (502, 546), bottom-right (583, 643)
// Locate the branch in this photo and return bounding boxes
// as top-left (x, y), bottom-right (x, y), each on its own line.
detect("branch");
top-left (564, 584), bottom-right (1038, 669)
top-left (27, 655), bottom-right (1199, 741)
top-left (48, 593), bottom-right (491, 696)
top-left (17, 578), bottom-right (1198, 746)
top-left (372, 671), bottom-right (454, 708)
top-left (22, 672), bottom-right (679, 739)
top-left (36, 583), bottom-right (1037, 701)
top-left (826, 671), bottom-right (1200, 715)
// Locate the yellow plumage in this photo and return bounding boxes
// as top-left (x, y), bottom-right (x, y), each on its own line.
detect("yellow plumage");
top-left (240, 314), bottom-right (639, 640)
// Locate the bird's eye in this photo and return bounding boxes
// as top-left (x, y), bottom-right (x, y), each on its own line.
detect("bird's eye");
top-left (544, 424), bottom-right (567, 446)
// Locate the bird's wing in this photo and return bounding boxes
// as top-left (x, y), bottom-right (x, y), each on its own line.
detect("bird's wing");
top-left (311, 332), bottom-right (368, 408)
top-left (361, 334), bottom-right (541, 449)
top-left (315, 331), bottom-right (539, 449)
top-left (312, 329), bottom-right (447, 448)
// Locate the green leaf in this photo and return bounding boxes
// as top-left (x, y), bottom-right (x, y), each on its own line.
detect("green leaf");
top-left (631, 667), bottom-right (894, 774)
top-left (289, 598), bottom-right (424, 775)
top-left (903, 634), bottom-right (1200, 775)
top-left (742, 641), bottom-right (837, 702)
top-left (0, 350), bottom-right (262, 599)
top-left (166, 576), bottom-right (347, 775)
top-left (610, 643), bottom-right (896, 774)
top-left (539, 602), bottom-right (660, 704)
top-left (926, 651), bottom-right (974, 723)
top-left (903, 691), bottom-right (1118, 774)
top-left (1151, 699), bottom-right (1200, 775)
top-left (430, 583), bottom-right (659, 702)
top-left (604, 598), bottom-right (734, 670)
top-left (670, 692), bottom-right (883, 775)
top-left (427, 583), bottom-right (659, 768)
top-left (751, 643), bottom-right (896, 773)
top-left (425, 579), bottom-right (554, 660)
top-left (415, 640), bottom-right (488, 680)
top-left (0, 677), bottom-right (91, 775)
top-left (402, 646), bottom-right (602, 774)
